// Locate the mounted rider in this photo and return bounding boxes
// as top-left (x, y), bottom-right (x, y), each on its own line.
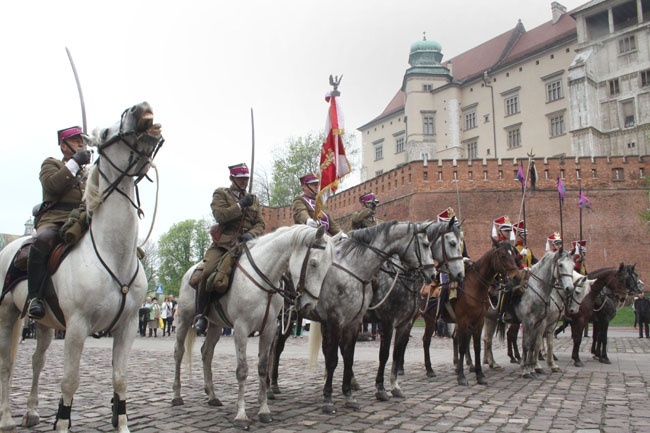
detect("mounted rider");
top-left (513, 220), bottom-right (538, 269)
top-left (571, 240), bottom-right (588, 275)
top-left (193, 163), bottom-right (265, 334)
top-left (546, 232), bottom-right (563, 252)
top-left (292, 173), bottom-right (342, 235)
top-left (27, 126), bottom-right (92, 320)
top-left (351, 192), bottom-right (380, 229)
top-left (491, 215), bottom-right (515, 244)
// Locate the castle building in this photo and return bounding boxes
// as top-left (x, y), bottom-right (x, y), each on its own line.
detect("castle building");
top-left (359, 0), bottom-right (650, 181)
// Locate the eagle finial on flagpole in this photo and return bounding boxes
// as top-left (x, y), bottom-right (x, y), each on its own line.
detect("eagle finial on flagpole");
top-left (329, 74), bottom-right (342, 97)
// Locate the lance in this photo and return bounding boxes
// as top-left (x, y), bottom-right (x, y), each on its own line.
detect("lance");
top-left (516, 150), bottom-right (534, 247)
top-left (579, 181), bottom-right (583, 241)
top-left (558, 178), bottom-right (564, 244)
top-left (65, 47), bottom-right (87, 133)
top-left (248, 107), bottom-right (255, 194)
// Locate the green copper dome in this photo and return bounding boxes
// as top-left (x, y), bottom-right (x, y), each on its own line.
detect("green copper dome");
top-left (405, 34), bottom-right (449, 77)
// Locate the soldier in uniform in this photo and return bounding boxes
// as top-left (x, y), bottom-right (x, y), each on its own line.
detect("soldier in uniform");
top-left (491, 216), bottom-right (515, 244)
top-left (351, 192), bottom-right (379, 229)
top-left (193, 163), bottom-right (265, 333)
top-left (513, 220), bottom-right (538, 269)
top-left (292, 173), bottom-right (342, 236)
top-left (27, 126), bottom-right (91, 320)
top-left (571, 240), bottom-right (588, 275)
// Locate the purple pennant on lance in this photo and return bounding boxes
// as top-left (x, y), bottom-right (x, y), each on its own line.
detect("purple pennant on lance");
top-left (578, 191), bottom-right (592, 210)
top-left (516, 163), bottom-right (525, 186)
top-left (557, 178), bottom-right (565, 205)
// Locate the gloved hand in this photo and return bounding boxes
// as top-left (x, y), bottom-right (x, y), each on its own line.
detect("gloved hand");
top-left (462, 257), bottom-right (471, 263)
top-left (238, 194), bottom-right (254, 208)
top-left (339, 232), bottom-right (349, 239)
top-left (239, 232), bottom-right (255, 242)
top-left (306, 218), bottom-right (319, 228)
top-left (72, 149), bottom-right (92, 166)
top-left (520, 248), bottom-right (528, 256)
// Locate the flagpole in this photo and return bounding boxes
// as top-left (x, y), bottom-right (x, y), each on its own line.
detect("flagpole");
top-left (455, 176), bottom-right (462, 221)
top-left (558, 178), bottom-right (564, 244)
top-left (579, 181), bottom-right (583, 241)
top-left (249, 108), bottom-right (255, 194)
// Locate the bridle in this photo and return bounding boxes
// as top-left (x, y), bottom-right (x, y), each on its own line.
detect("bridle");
top-left (89, 109), bottom-right (164, 337)
top-left (429, 223), bottom-right (464, 274)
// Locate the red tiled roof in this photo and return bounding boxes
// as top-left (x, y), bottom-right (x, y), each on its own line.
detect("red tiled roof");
top-left (501, 13), bottom-right (576, 64)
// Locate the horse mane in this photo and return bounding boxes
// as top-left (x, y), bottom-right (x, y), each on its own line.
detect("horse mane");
top-left (83, 165), bottom-right (101, 214)
top-left (424, 220), bottom-right (461, 242)
top-left (342, 220), bottom-right (400, 257)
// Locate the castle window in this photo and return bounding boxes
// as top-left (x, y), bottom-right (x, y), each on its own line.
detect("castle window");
top-left (609, 79), bottom-right (620, 96)
top-left (546, 80), bottom-right (563, 102)
top-left (465, 111), bottom-right (477, 130)
top-left (507, 126), bottom-right (522, 149)
top-left (549, 112), bottom-right (566, 137)
top-left (466, 141), bottom-right (478, 160)
top-left (422, 113), bottom-right (436, 135)
top-left (641, 70), bottom-right (650, 87)
top-left (505, 94), bottom-right (520, 116)
top-left (374, 142), bottom-right (383, 161)
top-left (618, 35), bottom-right (636, 54)
top-left (423, 84), bottom-right (433, 92)
top-left (395, 134), bottom-right (405, 154)
top-left (622, 100), bottom-right (635, 127)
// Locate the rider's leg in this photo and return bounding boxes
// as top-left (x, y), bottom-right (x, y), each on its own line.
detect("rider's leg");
top-left (194, 245), bottom-right (224, 333)
top-left (27, 226), bottom-right (59, 320)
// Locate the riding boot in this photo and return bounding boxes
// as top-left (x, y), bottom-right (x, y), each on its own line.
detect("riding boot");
top-left (27, 245), bottom-right (50, 320)
top-left (193, 287), bottom-right (209, 334)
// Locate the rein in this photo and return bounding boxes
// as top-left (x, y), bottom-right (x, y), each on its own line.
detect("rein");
top-left (88, 120), bottom-right (163, 338)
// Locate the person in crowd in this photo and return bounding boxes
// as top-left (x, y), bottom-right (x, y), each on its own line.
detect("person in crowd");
top-left (491, 216), bottom-right (515, 244)
top-left (139, 297), bottom-right (152, 337)
top-left (194, 163), bottom-right (265, 334)
top-left (513, 220), bottom-right (538, 269)
top-left (148, 298), bottom-right (161, 337)
top-left (571, 240), bottom-right (588, 275)
top-left (634, 291), bottom-right (650, 338)
top-left (161, 295), bottom-right (175, 337)
top-left (351, 192), bottom-right (380, 229)
top-left (27, 126), bottom-right (91, 320)
top-left (546, 232), bottom-right (563, 252)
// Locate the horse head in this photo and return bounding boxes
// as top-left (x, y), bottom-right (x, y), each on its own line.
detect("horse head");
top-left (409, 222), bottom-right (437, 284)
top-left (619, 263), bottom-right (643, 297)
top-left (490, 239), bottom-right (520, 281)
top-left (425, 219), bottom-right (465, 282)
top-left (289, 225), bottom-right (335, 316)
top-left (554, 250), bottom-right (576, 293)
top-left (567, 273), bottom-right (594, 314)
top-left (91, 101), bottom-right (163, 181)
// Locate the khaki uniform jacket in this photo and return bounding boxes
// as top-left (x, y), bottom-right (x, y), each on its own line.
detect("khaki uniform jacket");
top-left (36, 157), bottom-right (86, 229)
top-left (211, 187), bottom-right (265, 247)
top-left (291, 195), bottom-right (341, 235)
top-left (351, 208), bottom-right (378, 229)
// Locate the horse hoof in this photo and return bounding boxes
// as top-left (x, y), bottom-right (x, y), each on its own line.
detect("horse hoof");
top-left (258, 413), bottom-right (273, 424)
top-left (397, 369), bottom-right (404, 376)
top-left (574, 360), bottom-right (584, 367)
top-left (551, 367), bottom-right (561, 373)
top-left (600, 358), bottom-right (612, 365)
top-left (534, 368), bottom-right (545, 375)
top-left (592, 355), bottom-right (599, 361)
top-left (426, 371), bottom-right (437, 378)
top-left (477, 377), bottom-right (488, 385)
top-left (391, 389), bottom-right (405, 399)
top-left (469, 365), bottom-right (476, 373)
top-left (171, 397), bottom-right (184, 407)
top-left (233, 420), bottom-right (250, 430)
top-left (492, 364), bottom-right (504, 371)
top-left (208, 398), bottom-right (223, 407)
top-left (321, 404), bottom-right (337, 414)
top-left (509, 358), bottom-right (519, 364)
top-left (375, 390), bottom-right (390, 401)
top-left (344, 400), bottom-right (361, 410)
top-left (267, 390), bottom-right (276, 400)
top-left (21, 413), bottom-right (40, 428)
top-left (351, 380), bottom-right (361, 391)
top-left (457, 377), bottom-right (468, 386)
top-left (271, 384), bottom-right (281, 394)
top-left (522, 373), bottom-right (534, 379)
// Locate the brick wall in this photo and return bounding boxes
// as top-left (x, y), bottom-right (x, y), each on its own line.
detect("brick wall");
top-left (262, 156), bottom-right (650, 280)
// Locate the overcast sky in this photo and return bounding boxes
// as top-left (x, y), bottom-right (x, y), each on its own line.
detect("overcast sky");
top-left (0, 0), bottom-right (586, 241)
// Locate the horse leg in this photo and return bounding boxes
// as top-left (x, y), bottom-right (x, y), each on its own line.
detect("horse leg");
top-left (172, 301), bottom-right (194, 406)
top-left (520, 330), bottom-right (536, 379)
top-left (233, 326), bottom-right (251, 429)
top-left (533, 334), bottom-right (545, 375)
top-left (341, 326), bottom-right (360, 410)
top-left (455, 329), bottom-right (469, 386)
top-left (472, 327), bottom-right (487, 385)
top-left (482, 317), bottom-right (503, 370)
top-left (54, 322), bottom-right (88, 432)
top-left (465, 335), bottom-right (475, 373)
top-left (0, 307), bottom-right (21, 431)
top-left (507, 324), bottom-right (522, 363)
top-left (599, 321), bottom-right (612, 364)
top-left (390, 324), bottom-right (411, 398)
top-left (590, 322), bottom-right (599, 357)
top-left (267, 323), bottom-right (290, 399)
top-left (374, 322), bottom-right (392, 401)
top-left (546, 330), bottom-right (560, 372)
top-left (201, 324), bottom-right (222, 406)
top-left (570, 320), bottom-right (585, 367)
top-left (256, 323), bottom-right (276, 424)
top-left (422, 312), bottom-right (436, 377)
top-left (321, 321), bottom-right (339, 414)
top-left (110, 319), bottom-right (139, 433)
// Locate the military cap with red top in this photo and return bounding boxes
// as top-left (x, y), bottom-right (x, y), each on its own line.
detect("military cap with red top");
top-left (513, 220), bottom-right (527, 237)
top-left (546, 232), bottom-right (563, 251)
top-left (228, 163), bottom-right (250, 178)
top-left (492, 215), bottom-right (515, 241)
top-left (571, 240), bottom-right (587, 253)
top-left (437, 207), bottom-right (456, 223)
top-left (299, 173), bottom-right (319, 185)
top-left (359, 192), bottom-right (376, 203)
top-left (57, 126), bottom-right (85, 145)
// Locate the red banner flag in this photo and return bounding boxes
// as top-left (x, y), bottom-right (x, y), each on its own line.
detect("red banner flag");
top-left (315, 92), bottom-right (351, 218)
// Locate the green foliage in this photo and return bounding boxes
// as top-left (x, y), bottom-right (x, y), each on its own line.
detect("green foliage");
top-left (610, 305), bottom-right (635, 326)
top-left (269, 133), bottom-right (323, 207)
top-left (157, 219), bottom-right (211, 296)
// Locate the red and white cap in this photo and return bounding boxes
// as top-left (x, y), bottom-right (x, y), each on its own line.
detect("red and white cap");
top-left (546, 232), bottom-right (563, 251)
top-left (571, 240), bottom-right (587, 253)
top-left (437, 207), bottom-right (456, 223)
top-left (513, 220), bottom-right (527, 237)
top-left (299, 173), bottom-right (319, 185)
top-left (492, 216), bottom-right (515, 241)
top-left (57, 126), bottom-right (85, 144)
top-left (359, 192), bottom-right (376, 203)
top-left (228, 163), bottom-right (250, 178)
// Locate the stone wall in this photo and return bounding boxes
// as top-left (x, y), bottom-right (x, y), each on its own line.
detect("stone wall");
top-left (262, 155), bottom-right (650, 280)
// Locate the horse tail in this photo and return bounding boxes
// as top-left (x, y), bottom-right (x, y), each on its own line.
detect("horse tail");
top-left (496, 320), bottom-right (506, 342)
top-left (307, 321), bottom-right (322, 369)
top-left (185, 325), bottom-right (196, 376)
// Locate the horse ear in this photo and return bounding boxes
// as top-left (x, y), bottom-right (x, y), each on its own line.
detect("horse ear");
top-left (315, 225), bottom-right (326, 240)
top-left (619, 262), bottom-right (625, 271)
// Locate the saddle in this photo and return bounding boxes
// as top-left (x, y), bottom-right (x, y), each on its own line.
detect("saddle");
top-left (189, 247), bottom-right (240, 295)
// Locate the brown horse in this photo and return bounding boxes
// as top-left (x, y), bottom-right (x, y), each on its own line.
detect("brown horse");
top-left (565, 263), bottom-right (642, 366)
top-left (422, 239), bottom-right (520, 385)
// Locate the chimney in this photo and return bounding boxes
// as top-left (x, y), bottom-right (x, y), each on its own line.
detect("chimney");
top-left (551, 1), bottom-right (567, 24)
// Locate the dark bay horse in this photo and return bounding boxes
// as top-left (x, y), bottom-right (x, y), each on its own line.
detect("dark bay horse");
top-left (566, 263), bottom-right (642, 366)
top-left (365, 220), bottom-right (465, 400)
top-left (422, 239), bottom-right (520, 385)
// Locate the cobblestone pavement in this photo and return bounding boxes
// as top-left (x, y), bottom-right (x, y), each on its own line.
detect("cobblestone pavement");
top-left (8, 327), bottom-right (650, 433)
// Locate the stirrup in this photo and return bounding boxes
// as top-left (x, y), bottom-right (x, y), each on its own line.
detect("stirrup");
top-left (28, 299), bottom-right (46, 320)
top-left (193, 315), bottom-right (208, 334)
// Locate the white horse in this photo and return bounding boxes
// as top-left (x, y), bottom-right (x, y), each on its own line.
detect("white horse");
top-left (0, 102), bottom-right (162, 433)
top-left (171, 224), bottom-right (334, 429)
top-left (509, 250), bottom-right (575, 378)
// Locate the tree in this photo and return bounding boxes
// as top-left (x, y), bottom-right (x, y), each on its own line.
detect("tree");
top-left (139, 239), bottom-right (159, 294)
top-left (157, 219), bottom-right (211, 296)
